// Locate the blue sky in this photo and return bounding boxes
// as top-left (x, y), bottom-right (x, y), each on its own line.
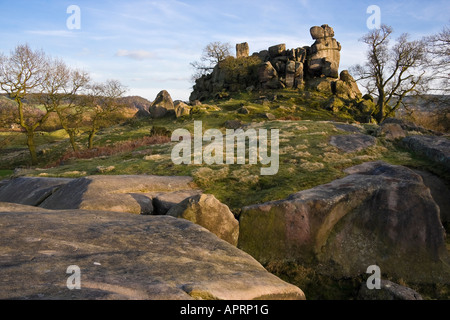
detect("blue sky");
top-left (0, 0), bottom-right (448, 101)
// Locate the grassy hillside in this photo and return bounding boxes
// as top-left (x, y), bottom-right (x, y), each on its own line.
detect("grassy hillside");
top-left (1, 89), bottom-right (445, 214)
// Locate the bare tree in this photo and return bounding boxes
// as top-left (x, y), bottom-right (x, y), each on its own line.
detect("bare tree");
top-left (190, 41), bottom-right (232, 80)
top-left (350, 25), bottom-right (428, 123)
top-left (0, 44), bottom-right (50, 164)
top-left (82, 79), bottom-right (127, 149)
top-left (38, 58), bottom-right (90, 151)
top-left (425, 25), bottom-right (450, 95)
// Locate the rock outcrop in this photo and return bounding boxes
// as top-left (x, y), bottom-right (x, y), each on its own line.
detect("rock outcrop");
top-left (190, 24), bottom-right (361, 104)
top-left (0, 202), bottom-right (305, 300)
top-left (173, 100), bottom-right (191, 118)
top-left (236, 42), bottom-right (249, 59)
top-left (308, 25), bottom-right (341, 78)
top-left (239, 161), bottom-right (449, 283)
top-left (149, 90), bottom-right (175, 119)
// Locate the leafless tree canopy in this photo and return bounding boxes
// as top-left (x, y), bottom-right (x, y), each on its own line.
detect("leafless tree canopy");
top-left (425, 25), bottom-right (450, 96)
top-left (190, 41), bottom-right (232, 81)
top-left (0, 44), bottom-right (127, 163)
top-left (350, 25), bottom-right (428, 123)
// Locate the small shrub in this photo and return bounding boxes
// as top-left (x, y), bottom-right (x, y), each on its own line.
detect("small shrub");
top-left (150, 126), bottom-right (172, 137)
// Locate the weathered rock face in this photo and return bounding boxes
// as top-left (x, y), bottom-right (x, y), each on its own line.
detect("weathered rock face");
top-left (167, 194), bottom-right (239, 246)
top-left (402, 135), bottom-right (450, 171)
top-left (149, 90), bottom-right (175, 119)
top-left (308, 25), bottom-right (341, 78)
top-left (334, 70), bottom-right (362, 100)
top-left (239, 161), bottom-right (449, 283)
top-left (0, 177), bottom-right (72, 206)
top-left (190, 25), bottom-right (360, 103)
top-left (0, 202), bottom-right (305, 300)
top-left (377, 123), bottom-right (407, 141)
top-left (413, 170), bottom-right (450, 228)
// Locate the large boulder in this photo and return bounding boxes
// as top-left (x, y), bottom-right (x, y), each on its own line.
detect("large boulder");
top-left (0, 202), bottom-right (305, 300)
top-left (413, 170), bottom-right (450, 228)
top-left (236, 42), bottom-right (249, 58)
top-left (167, 194), bottom-right (239, 246)
top-left (258, 61), bottom-right (278, 85)
top-left (329, 134), bottom-right (376, 153)
top-left (268, 44), bottom-right (286, 58)
top-left (239, 161), bottom-right (449, 283)
top-left (377, 123), bottom-right (407, 141)
top-left (402, 135), bottom-right (450, 171)
top-left (149, 90), bottom-right (175, 118)
top-left (173, 100), bottom-right (191, 118)
top-left (334, 70), bottom-right (362, 100)
top-left (38, 175), bottom-right (198, 215)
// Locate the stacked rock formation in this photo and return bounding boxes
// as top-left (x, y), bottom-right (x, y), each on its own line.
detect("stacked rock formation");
top-left (190, 24), bottom-right (360, 102)
top-left (308, 24), bottom-right (341, 78)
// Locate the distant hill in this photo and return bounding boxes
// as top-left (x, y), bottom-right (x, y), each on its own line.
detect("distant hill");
top-left (398, 95), bottom-right (450, 113)
top-left (118, 96), bottom-right (152, 111)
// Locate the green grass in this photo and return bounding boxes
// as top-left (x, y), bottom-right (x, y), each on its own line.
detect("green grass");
top-left (0, 169), bottom-right (13, 180)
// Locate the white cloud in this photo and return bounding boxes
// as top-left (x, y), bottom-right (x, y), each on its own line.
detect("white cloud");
top-left (115, 49), bottom-right (156, 60)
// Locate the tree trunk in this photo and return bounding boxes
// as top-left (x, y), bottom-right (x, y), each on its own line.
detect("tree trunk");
top-left (376, 89), bottom-right (385, 124)
top-left (26, 130), bottom-right (38, 165)
top-left (88, 130), bottom-right (96, 149)
top-left (69, 135), bottom-right (78, 152)
top-left (68, 132), bottom-right (78, 152)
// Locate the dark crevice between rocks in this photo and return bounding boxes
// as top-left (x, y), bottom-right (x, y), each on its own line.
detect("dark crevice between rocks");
top-left (128, 193), bottom-right (154, 215)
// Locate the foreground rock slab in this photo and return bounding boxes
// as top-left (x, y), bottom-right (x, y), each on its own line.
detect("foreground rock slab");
top-left (239, 161), bottom-right (449, 283)
top-left (0, 202), bottom-right (305, 300)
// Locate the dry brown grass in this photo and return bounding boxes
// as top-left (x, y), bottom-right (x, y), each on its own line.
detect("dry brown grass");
top-left (406, 109), bottom-right (450, 133)
top-left (47, 135), bottom-right (170, 167)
